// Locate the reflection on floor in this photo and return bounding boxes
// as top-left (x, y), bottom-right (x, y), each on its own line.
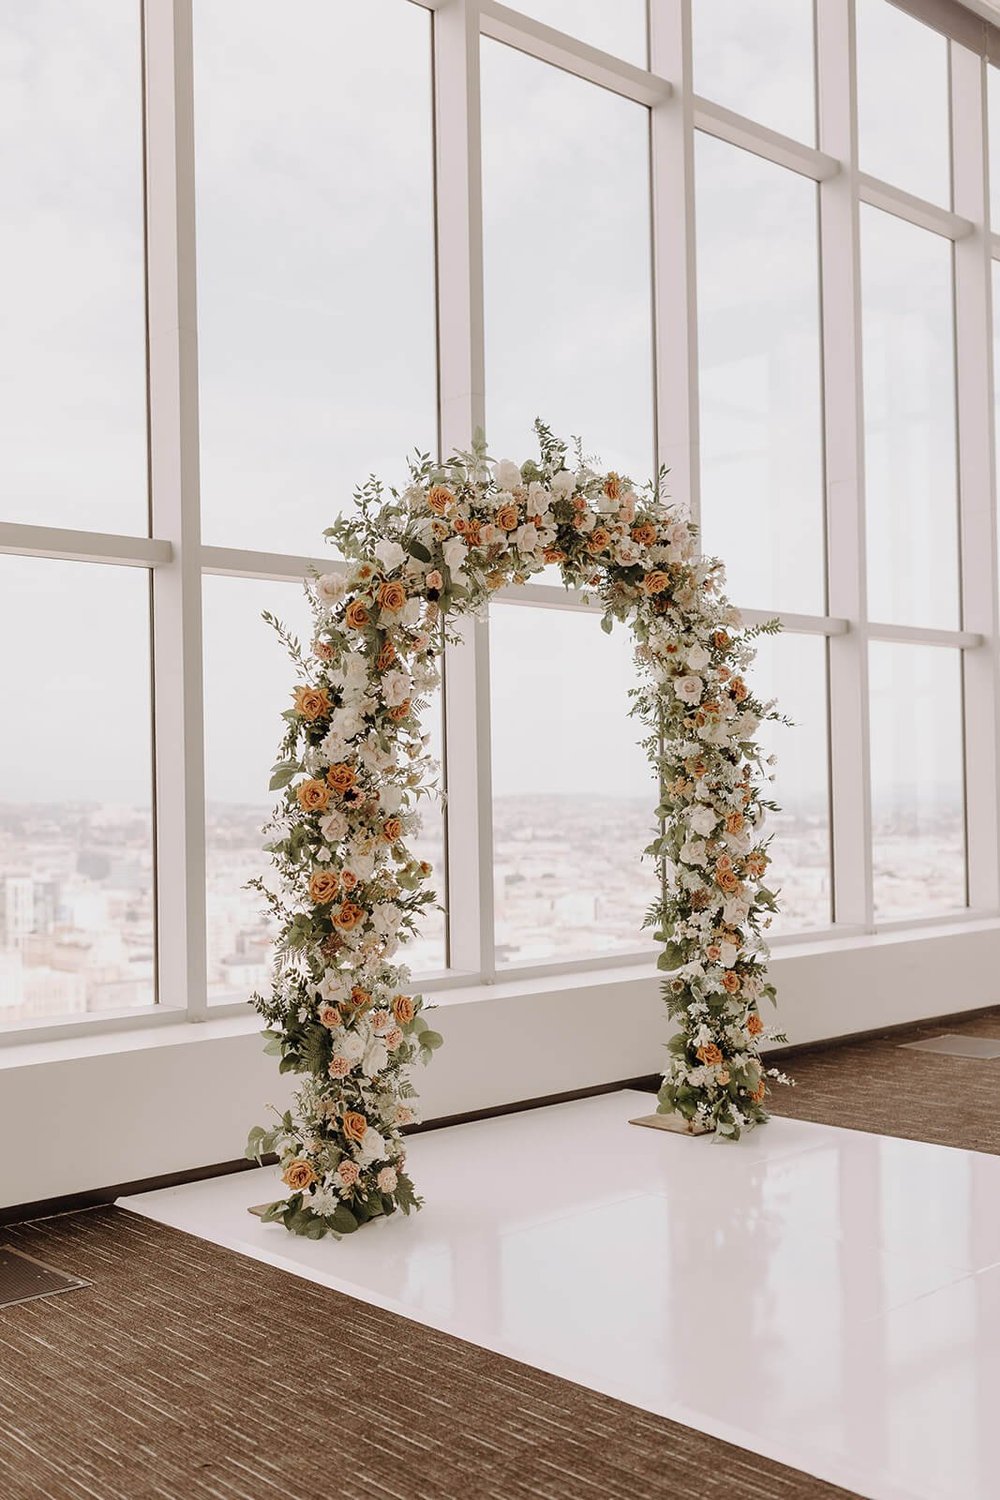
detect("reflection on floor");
top-left (122, 1090), bottom-right (1000, 1500)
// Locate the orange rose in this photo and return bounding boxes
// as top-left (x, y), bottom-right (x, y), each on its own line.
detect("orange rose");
top-left (282, 1158), bottom-right (316, 1192)
top-left (685, 756), bottom-right (708, 779)
top-left (715, 867), bottom-right (741, 894)
top-left (641, 570), bottom-right (670, 595)
top-left (731, 677), bottom-right (748, 702)
top-left (327, 763), bottom-right (357, 795)
top-left (318, 1003), bottom-right (342, 1028)
top-left (345, 599), bottom-right (371, 630)
top-left (721, 971), bottom-right (741, 995)
top-left (496, 503), bottom-right (519, 532)
top-left (631, 521), bottom-right (658, 546)
top-left (418, 860), bottom-right (432, 877)
top-left (603, 472), bottom-right (622, 501)
top-left (342, 1110), bottom-right (368, 1143)
top-left (296, 778), bottom-right (331, 813)
top-left (378, 580), bottom-right (407, 613)
top-left (746, 852), bottom-right (769, 880)
top-left (350, 985), bottom-right (372, 1011)
top-left (427, 484), bottom-right (454, 516)
top-left (587, 527), bottom-right (611, 554)
top-left (696, 1043), bottom-right (723, 1066)
top-left (382, 817), bottom-right (403, 843)
top-left (332, 900), bottom-right (365, 931)
top-left (751, 1080), bottom-right (767, 1104)
top-left (389, 699), bottom-right (411, 721)
top-left (543, 547), bottom-right (567, 564)
top-left (747, 1013), bottom-right (764, 1037)
top-left (293, 685), bottom-right (331, 720)
top-left (712, 630), bottom-right (731, 650)
top-left (308, 870), bottom-right (340, 904)
top-left (392, 994), bottom-right (416, 1024)
top-left (725, 811), bottom-right (745, 835)
top-left (377, 641), bottom-right (396, 671)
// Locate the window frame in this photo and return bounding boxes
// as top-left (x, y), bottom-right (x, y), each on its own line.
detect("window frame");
top-left (1, 0), bottom-right (997, 1045)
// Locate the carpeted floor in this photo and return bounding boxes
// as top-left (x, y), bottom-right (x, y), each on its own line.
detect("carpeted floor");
top-left (770, 1004), bottom-right (1000, 1153)
top-left (0, 1208), bottom-right (855, 1500)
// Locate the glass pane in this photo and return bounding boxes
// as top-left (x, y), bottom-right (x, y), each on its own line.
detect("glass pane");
top-left (696, 135), bottom-right (824, 614)
top-left (503, 0), bottom-right (647, 64)
top-left (861, 208), bottom-right (958, 629)
top-left (194, 0), bottom-right (436, 554)
top-left (0, 1), bottom-right (147, 532)
top-left (693, 0), bottom-right (815, 144)
top-left (490, 604), bottom-right (657, 966)
top-left (857, 0), bottom-right (950, 204)
top-left (0, 559), bottom-right (154, 1024)
top-left (991, 66), bottom-right (1000, 229)
top-left (482, 41), bottom-right (654, 482)
top-left (751, 633), bottom-right (831, 933)
top-left (869, 644), bottom-right (966, 922)
top-left (203, 576), bottom-right (445, 1002)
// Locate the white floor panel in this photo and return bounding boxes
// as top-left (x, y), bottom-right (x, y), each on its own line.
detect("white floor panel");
top-left (120, 1089), bottom-right (1000, 1500)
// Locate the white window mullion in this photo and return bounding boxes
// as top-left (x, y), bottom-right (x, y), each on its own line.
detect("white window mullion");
top-left (817, 0), bottom-right (874, 930)
top-left (649, 0), bottom-right (700, 523)
top-left (951, 42), bottom-right (1000, 912)
top-left (143, 0), bottom-right (208, 1017)
top-left (434, 0), bottom-right (495, 978)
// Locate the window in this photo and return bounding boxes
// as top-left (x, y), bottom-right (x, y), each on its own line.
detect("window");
top-left (861, 208), bottom-right (959, 630)
top-left (0, 1), bottom-right (147, 533)
top-left (869, 645), bottom-right (966, 921)
top-left (856, 0), bottom-right (951, 204)
top-left (193, 0), bottom-right (437, 555)
top-left (0, 558), bottom-right (154, 1023)
top-left (991, 66), bottom-right (1000, 227)
top-left (501, 0), bottom-right (647, 65)
top-left (695, 133), bottom-right (825, 615)
top-left (481, 41), bottom-right (654, 480)
top-left (693, 0), bottom-right (815, 143)
top-left (490, 604), bottom-right (657, 966)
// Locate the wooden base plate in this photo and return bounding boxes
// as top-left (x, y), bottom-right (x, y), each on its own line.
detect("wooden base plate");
top-left (629, 1112), bottom-right (714, 1137)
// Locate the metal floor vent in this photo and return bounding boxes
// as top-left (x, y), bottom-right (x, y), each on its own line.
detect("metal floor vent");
top-left (0, 1246), bottom-right (90, 1309)
top-left (900, 1033), bottom-right (1000, 1059)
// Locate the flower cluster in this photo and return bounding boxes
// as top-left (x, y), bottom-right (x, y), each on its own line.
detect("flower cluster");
top-left (248, 424), bottom-right (787, 1238)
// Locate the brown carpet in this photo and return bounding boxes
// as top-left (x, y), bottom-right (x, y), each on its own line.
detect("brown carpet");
top-left (770, 1004), bottom-right (1000, 1154)
top-left (0, 1208), bottom-right (855, 1500)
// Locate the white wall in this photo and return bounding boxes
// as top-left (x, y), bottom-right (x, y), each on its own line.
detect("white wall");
top-left (4, 920), bottom-right (999, 1211)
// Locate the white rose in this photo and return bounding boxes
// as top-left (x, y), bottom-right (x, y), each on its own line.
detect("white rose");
top-left (382, 670), bottom-right (412, 707)
top-left (371, 902), bottom-right (401, 938)
top-left (374, 539), bottom-right (406, 573)
top-left (401, 598), bottom-right (422, 626)
top-left (494, 459), bottom-right (522, 491)
top-left (315, 573), bottom-right (346, 606)
top-left (687, 644), bottom-right (710, 671)
top-left (679, 837), bottom-right (707, 867)
top-left (688, 805), bottom-right (717, 837)
top-left (723, 896), bottom-right (751, 927)
top-left (718, 941), bottom-right (739, 969)
top-left (614, 539), bottom-right (642, 566)
top-left (675, 674), bottom-right (703, 705)
top-left (338, 1031), bottom-right (365, 1063)
top-left (442, 536), bottom-right (466, 572)
top-left (317, 968), bottom-right (350, 1003)
top-left (513, 523), bottom-right (539, 553)
top-left (319, 809), bottom-right (349, 843)
top-left (319, 730), bottom-right (349, 763)
top-left (362, 1037), bottom-right (389, 1078)
top-left (551, 470), bottom-right (575, 498)
top-left (480, 523), bottom-right (503, 547)
top-left (379, 784), bottom-right (405, 815)
top-left (357, 1127), bottom-right (388, 1166)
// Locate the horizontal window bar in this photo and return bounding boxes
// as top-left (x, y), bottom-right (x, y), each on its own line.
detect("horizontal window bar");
top-left (864, 620), bottom-right (983, 648)
top-left (693, 96), bottom-right (840, 181)
top-left (857, 172), bottom-right (973, 239)
top-left (739, 608), bottom-right (849, 636)
top-left (478, 0), bottom-right (671, 105)
top-left (0, 523), bottom-right (172, 568)
top-left (200, 545), bottom-right (338, 582)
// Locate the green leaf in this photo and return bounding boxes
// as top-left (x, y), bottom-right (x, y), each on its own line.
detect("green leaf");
top-left (419, 1029), bottom-right (444, 1051)
top-left (330, 1206), bottom-right (359, 1235)
top-left (269, 762), bottom-right (298, 791)
top-left (406, 539), bottom-right (432, 563)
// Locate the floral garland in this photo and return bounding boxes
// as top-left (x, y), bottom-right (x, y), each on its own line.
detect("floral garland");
top-left (246, 423), bottom-right (788, 1239)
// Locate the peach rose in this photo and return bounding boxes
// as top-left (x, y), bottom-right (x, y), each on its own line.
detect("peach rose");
top-left (378, 580), bottom-right (407, 613)
top-left (328, 1055), bottom-right (351, 1078)
top-left (631, 521), bottom-right (658, 546)
top-left (313, 639), bottom-right (334, 661)
top-left (342, 1110), bottom-right (367, 1143)
top-left (345, 599), bottom-right (371, 630)
top-left (333, 901), bottom-right (365, 932)
top-left (293, 685), bottom-right (331, 720)
top-left (282, 1159), bottom-right (317, 1192)
top-left (386, 1027), bottom-right (403, 1050)
top-left (327, 763), bottom-right (357, 795)
top-left (337, 1159), bottom-right (361, 1187)
top-left (350, 986), bottom-right (372, 1011)
top-left (725, 811), bottom-right (745, 835)
top-left (318, 1003), bottom-right (342, 1028)
top-left (340, 870), bottom-right (358, 891)
top-left (392, 994), bottom-right (415, 1024)
top-left (377, 641), bottom-right (396, 671)
top-left (696, 1043), bottom-right (723, 1066)
top-left (370, 1008), bottom-right (390, 1031)
top-left (308, 870), bottom-right (340, 904)
top-left (746, 852), bottom-right (769, 880)
top-left (377, 1166), bottom-right (398, 1193)
top-left (642, 570), bottom-right (670, 595)
top-left (381, 817), bottom-right (403, 844)
top-left (296, 778), bottom-right (331, 813)
top-left (721, 970), bottom-right (741, 995)
top-left (496, 503), bottom-right (519, 532)
top-left (427, 484), bottom-right (454, 516)
top-left (705, 944), bottom-right (722, 963)
top-left (747, 1013), bottom-right (765, 1037)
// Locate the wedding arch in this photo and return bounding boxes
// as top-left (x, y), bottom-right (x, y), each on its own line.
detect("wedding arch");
top-left (246, 425), bottom-right (786, 1239)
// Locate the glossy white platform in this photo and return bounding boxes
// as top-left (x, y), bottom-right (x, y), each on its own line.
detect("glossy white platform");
top-left (121, 1090), bottom-right (1000, 1500)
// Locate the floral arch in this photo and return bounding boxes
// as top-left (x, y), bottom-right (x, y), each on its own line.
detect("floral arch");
top-left (247, 425), bottom-right (786, 1240)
